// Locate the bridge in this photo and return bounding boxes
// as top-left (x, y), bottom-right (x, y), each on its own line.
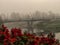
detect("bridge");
top-left (0, 19), bottom-right (60, 33)
top-left (2, 19), bottom-right (50, 23)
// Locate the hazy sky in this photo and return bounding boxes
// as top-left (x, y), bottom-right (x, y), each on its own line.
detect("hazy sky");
top-left (0, 0), bottom-right (60, 14)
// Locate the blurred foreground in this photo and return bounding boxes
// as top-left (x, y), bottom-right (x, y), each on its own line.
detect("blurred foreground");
top-left (0, 24), bottom-right (60, 45)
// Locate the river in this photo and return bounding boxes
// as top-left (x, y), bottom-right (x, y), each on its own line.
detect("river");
top-left (4, 22), bottom-right (60, 41)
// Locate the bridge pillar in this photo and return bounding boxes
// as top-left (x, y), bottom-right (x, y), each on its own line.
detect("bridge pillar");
top-left (27, 20), bottom-right (33, 33)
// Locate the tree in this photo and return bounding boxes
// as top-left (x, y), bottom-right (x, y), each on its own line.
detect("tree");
top-left (11, 12), bottom-right (21, 21)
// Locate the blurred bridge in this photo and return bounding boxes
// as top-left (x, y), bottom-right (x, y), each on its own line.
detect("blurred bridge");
top-left (2, 19), bottom-right (51, 33)
top-left (3, 19), bottom-right (50, 22)
top-left (1, 19), bottom-right (60, 33)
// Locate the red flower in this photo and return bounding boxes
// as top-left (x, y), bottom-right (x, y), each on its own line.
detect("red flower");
top-left (4, 29), bottom-right (10, 39)
top-left (16, 28), bottom-right (23, 36)
top-left (4, 42), bottom-right (8, 45)
top-left (33, 39), bottom-right (40, 45)
top-left (11, 28), bottom-right (17, 37)
top-left (40, 37), bottom-right (47, 43)
top-left (2, 24), bottom-right (7, 30)
top-left (35, 37), bottom-right (40, 41)
top-left (9, 37), bottom-right (16, 43)
top-left (48, 38), bottom-right (56, 45)
top-left (0, 30), bottom-right (3, 35)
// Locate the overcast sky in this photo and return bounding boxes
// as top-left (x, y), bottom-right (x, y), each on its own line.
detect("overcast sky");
top-left (0, 0), bottom-right (60, 14)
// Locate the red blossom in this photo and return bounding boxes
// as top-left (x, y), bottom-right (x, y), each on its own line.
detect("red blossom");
top-left (9, 37), bottom-right (16, 43)
top-left (2, 24), bottom-right (7, 30)
top-left (0, 30), bottom-right (3, 35)
top-left (4, 29), bottom-right (10, 39)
